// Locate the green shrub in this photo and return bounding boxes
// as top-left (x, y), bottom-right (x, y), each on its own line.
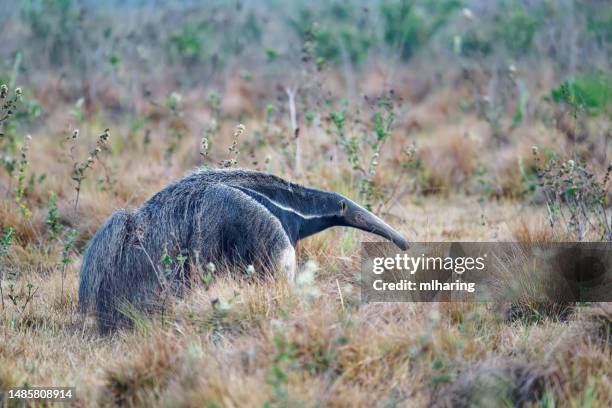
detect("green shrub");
top-left (494, 5), bottom-right (539, 55)
top-left (20, 0), bottom-right (81, 66)
top-left (586, 5), bottom-right (612, 43)
top-left (551, 73), bottom-right (612, 116)
top-left (460, 32), bottom-right (493, 57)
top-left (288, 4), bottom-right (373, 66)
top-left (381, 0), bottom-right (462, 60)
top-left (168, 22), bottom-right (211, 65)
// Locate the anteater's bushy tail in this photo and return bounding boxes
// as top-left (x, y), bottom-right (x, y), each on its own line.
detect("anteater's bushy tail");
top-left (78, 210), bottom-right (143, 334)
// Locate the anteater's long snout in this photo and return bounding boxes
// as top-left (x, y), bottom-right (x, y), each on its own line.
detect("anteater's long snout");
top-left (344, 201), bottom-right (409, 250)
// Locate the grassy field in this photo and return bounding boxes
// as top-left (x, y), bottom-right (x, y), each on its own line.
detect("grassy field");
top-left (1, 1), bottom-right (611, 407)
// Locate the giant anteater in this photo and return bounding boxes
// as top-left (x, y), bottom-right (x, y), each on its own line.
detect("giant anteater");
top-left (79, 168), bottom-right (408, 333)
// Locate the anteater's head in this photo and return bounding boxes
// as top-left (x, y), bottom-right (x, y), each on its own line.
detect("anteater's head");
top-left (336, 196), bottom-right (409, 251)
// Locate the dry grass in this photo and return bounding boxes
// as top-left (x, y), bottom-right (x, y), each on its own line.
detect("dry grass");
top-left (1, 64), bottom-right (610, 407)
top-left (1, 193), bottom-right (610, 406)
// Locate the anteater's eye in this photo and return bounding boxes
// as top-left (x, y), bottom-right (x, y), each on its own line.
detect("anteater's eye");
top-left (339, 200), bottom-right (347, 213)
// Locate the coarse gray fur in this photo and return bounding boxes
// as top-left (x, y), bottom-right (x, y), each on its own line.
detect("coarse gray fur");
top-left (79, 168), bottom-right (408, 334)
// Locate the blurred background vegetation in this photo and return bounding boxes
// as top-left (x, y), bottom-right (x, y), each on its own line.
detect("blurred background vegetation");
top-left (2, 0), bottom-right (610, 121)
top-left (0, 0), bottom-right (610, 211)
